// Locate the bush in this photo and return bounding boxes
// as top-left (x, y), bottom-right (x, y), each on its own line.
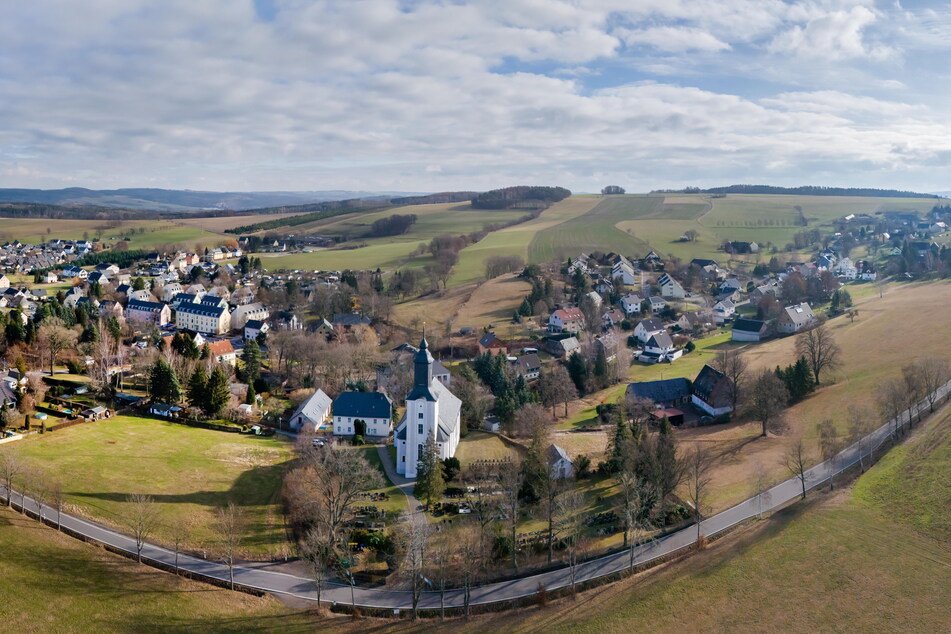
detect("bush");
top-left (65, 359), bottom-right (85, 375)
top-left (442, 456), bottom-right (461, 481)
top-left (685, 341), bottom-right (696, 353)
top-left (574, 454), bottom-right (592, 479)
top-left (352, 435), bottom-right (365, 446)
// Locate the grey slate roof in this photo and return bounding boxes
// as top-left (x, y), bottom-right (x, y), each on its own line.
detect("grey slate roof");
top-left (177, 301), bottom-right (225, 318)
top-left (626, 378), bottom-right (691, 405)
top-left (333, 391), bottom-right (392, 419)
top-left (733, 318), bottom-right (766, 333)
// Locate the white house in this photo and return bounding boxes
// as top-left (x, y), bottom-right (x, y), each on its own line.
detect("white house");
top-left (732, 318), bottom-right (768, 342)
top-left (332, 391), bottom-right (393, 438)
top-left (394, 335), bottom-right (462, 479)
top-left (834, 257), bottom-right (857, 280)
top-left (611, 260), bottom-right (637, 285)
top-left (657, 273), bottom-right (686, 299)
top-left (289, 389), bottom-right (332, 432)
top-left (548, 445), bottom-right (574, 479)
top-left (858, 260), bottom-right (877, 281)
top-left (712, 299), bottom-right (736, 323)
top-left (639, 332), bottom-right (683, 364)
top-left (620, 293), bottom-right (643, 315)
top-left (548, 307), bottom-right (585, 333)
top-left (777, 303), bottom-right (816, 335)
top-left (634, 318), bottom-right (665, 344)
top-left (231, 302), bottom-right (269, 331)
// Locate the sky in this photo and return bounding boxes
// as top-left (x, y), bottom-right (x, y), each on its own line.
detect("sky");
top-left (2, 0), bottom-right (951, 194)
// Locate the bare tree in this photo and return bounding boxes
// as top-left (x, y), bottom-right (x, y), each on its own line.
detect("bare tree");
top-left (513, 402), bottom-right (551, 440)
top-left (847, 405), bottom-right (874, 472)
top-left (555, 490), bottom-right (588, 596)
top-left (497, 460), bottom-right (524, 571)
top-left (784, 436), bottom-right (809, 500)
top-left (31, 474), bottom-right (50, 523)
top-left (37, 318), bottom-right (79, 376)
top-left (464, 476), bottom-right (499, 568)
top-left (50, 479), bottom-right (66, 530)
top-left (455, 523), bottom-right (481, 619)
top-left (747, 370), bottom-right (789, 437)
top-left (300, 524), bottom-right (335, 610)
top-left (712, 348), bottom-right (748, 412)
top-left (795, 324), bottom-right (842, 385)
top-left (685, 445), bottom-right (713, 543)
top-left (284, 444), bottom-right (384, 548)
top-left (877, 377), bottom-right (907, 438)
top-left (397, 512), bottom-right (431, 620)
top-left (816, 419), bottom-right (843, 489)
top-left (215, 502), bottom-right (246, 590)
top-left (916, 356), bottom-right (951, 414)
top-left (125, 493), bottom-right (160, 563)
top-left (902, 363), bottom-right (926, 426)
top-left (751, 460), bottom-right (772, 519)
top-left (0, 450), bottom-right (23, 507)
top-left (169, 518), bottom-right (188, 575)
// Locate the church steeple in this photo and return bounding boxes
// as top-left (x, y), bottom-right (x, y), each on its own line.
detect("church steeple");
top-left (411, 329), bottom-right (434, 396)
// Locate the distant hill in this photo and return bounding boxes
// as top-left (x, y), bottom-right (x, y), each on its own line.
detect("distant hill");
top-left (653, 185), bottom-right (941, 199)
top-left (0, 187), bottom-right (428, 212)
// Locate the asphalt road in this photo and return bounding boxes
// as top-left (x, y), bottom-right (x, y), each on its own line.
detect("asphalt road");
top-left (3, 380), bottom-right (947, 610)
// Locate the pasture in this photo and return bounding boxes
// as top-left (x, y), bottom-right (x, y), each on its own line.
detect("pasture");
top-left (5, 415), bottom-right (295, 559)
top-left (0, 508), bottom-right (308, 633)
top-left (175, 212), bottom-right (303, 233)
top-left (0, 218), bottom-right (222, 250)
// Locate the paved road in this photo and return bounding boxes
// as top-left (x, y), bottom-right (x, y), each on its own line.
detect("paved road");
top-left (3, 381), bottom-right (947, 610)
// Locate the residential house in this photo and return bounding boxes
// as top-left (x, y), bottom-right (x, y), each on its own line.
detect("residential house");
top-left (594, 331), bottom-right (620, 362)
top-left (128, 289), bottom-right (154, 302)
top-left (548, 445), bottom-right (574, 479)
top-left (584, 290), bottom-right (603, 309)
top-left (777, 302), bottom-right (816, 335)
top-left (691, 364), bottom-right (734, 417)
top-left (511, 353), bottom-right (541, 381)
top-left (639, 332), bottom-right (682, 364)
top-left (289, 388), bottom-right (333, 432)
top-left (205, 339), bottom-right (237, 365)
top-left (567, 254), bottom-right (589, 276)
top-left (175, 300), bottom-right (231, 334)
top-left (87, 271), bottom-right (109, 285)
top-left (0, 275), bottom-right (9, 290)
top-left (620, 292), bottom-right (643, 315)
top-left (626, 378), bottom-right (691, 409)
top-left (602, 308), bottom-right (625, 329)
top-left (712, 299), bottom-right (736, 324)
top-left (834, 257), bottom-right (857, 280)
top-left (244, 319), bottom-right (269, 341)
top-left (543, 336), bottom-right (581, 359)
top-left (858, 260), bottom-right (877, 281)
top-left (125, 299), bottom-right (171, 326)
top-left (478, 331), bottom-right (507, 355)
top-left (42, 271), bottom-right (58, 284)
top-left (314, 318), bottom-right (334, 340)
top-left (161, 282), bottom-right (184, 302)
top-left (657, 273), bottom-right (686, 299)
top-left (231, 302), bottom-right (269, 331)
top-left (62, 265), bottom-right (87, 279)
top-left (611, 259), bottom-right (637, 285)
top-left (677, 311), bottom-right (713, 333)
top-left (732, 318), bottom-right (768, 342)
top-left (718, 278), bottom-right (743, 295)
top-left (98, 300), bottom-right (124, 320)
top-left (646, 296), bottom-right (667, 313)
top-left (548, 307), bottom-right (585, 333)
top-left (634, 318), bottom-right (666, 344)
top-left (332, 313), bottom-right (371, 329)
top-left (333, 391), bottom-right (394, 438)
top-left (432, 360), bottom-right (451, 387)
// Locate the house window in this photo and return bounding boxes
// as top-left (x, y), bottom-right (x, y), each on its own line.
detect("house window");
top-left (348, 427), bottom-right (352, 433)
top-left (417, 423), bottom-right (423, 434)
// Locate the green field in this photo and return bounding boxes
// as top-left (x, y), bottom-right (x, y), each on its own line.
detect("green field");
top-left (5, 415), bottom-right (295, 558)
top-left (0, 218), bottom-right (222, 250)
top-left (0, 508), bottom-right (311, 633)
top-left (252, 202), bottom-right (525, 274)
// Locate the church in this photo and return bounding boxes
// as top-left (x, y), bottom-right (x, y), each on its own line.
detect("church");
top-left (394, 334), bottom-right (462, 479)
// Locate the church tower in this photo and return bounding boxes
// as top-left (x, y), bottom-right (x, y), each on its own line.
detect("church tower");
top-left (403, 332), bottom-right (439, 478)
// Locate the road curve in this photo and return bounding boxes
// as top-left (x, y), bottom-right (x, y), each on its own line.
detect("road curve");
top-left (2, 380), bottom-right (947, 610)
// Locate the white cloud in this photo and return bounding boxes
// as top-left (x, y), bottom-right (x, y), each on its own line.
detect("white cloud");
top-left (0, 0), bottom-right (947, 192)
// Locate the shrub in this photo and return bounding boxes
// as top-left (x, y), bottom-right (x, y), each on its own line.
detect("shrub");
top-left (352, 435), bottom-right (365, 446)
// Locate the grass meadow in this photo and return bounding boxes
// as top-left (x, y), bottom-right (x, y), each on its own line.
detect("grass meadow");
top-left (5, 415), bottom-right (295, 559)
top-left (0, 218), bottom-right (223, 250)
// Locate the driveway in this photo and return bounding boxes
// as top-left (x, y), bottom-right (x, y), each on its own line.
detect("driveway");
top-left (375, 443), bottom-right (423, 515)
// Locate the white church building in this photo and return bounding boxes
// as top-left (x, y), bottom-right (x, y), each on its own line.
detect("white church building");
top-left (394, 335), bottom-right (462, 479)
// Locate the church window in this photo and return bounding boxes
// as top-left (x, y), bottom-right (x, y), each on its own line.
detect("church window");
top-left (417, 423), bottom-right (423, 434)
top-left (418, 412), bottom-right (424, 419)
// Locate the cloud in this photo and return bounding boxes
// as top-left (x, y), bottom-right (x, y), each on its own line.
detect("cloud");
top-left (0, 0), bottom-right (947, 193)
top-left (769, 5), bottom-right (894, 61)
top-left (618, 26), bottom-right (731, 53)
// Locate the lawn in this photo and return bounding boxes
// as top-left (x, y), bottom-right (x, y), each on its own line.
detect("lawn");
top-left (454, 431), bottom-right (522, 467)
top-left (5, 415), bottom-right (295, 558)
top-left (0, 508), bottom-right (316, 633)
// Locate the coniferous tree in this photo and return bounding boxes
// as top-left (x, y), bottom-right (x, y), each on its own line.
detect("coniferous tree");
top-left (149, 359), bottom-right (181, 403)
top-left (205, 366), bottom-right (231, 418)
top-left (240, 339), bottom-right (262, 384)
top-left (414, 437), bottom-right (446, 508)
top-left (187, 365), bottom-right (208, 411)
top-left (245, 382), bottom-right (256, 406)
